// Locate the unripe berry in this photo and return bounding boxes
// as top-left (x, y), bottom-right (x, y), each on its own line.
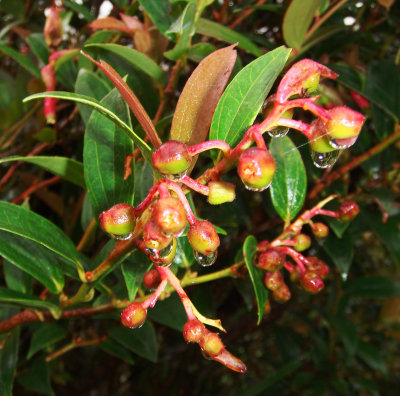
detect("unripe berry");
top-left (207, 181), bottom-right (236, 205)
top-left (293, 233), bottom-right (311, 252)
top-left (339, 201), bottom-right (360, 222)
top-left (258, 249), bottom-right (285, 271)
top-left (183, 319), bottom-right (205, 343)
top-left (199, 331), bottom-right (224, 357)
top-left (143, 269), bottom-right (162, 289)
top-left (325, 106), bottom-right (365, 140)
top-left (300, 272), bottom-right (325, 293)
top-left (152, 141), bottom-right (191, 176)
top-left (121, 302), bottom-right (147, 329)
top-left (152, 197), bottom-right (187, 235)
top-left (264, 271), bottom-right (284, 291)
top-left (187, 220), bottom-right (220, 255)
top-left (237, 147), bottom-right (276, 191)
top-left (143, 219), bottom-right (172, 251)
top-left (309, 118), bottom-right (337, 154)
top-left (307, 256), bottom-right (329, 279)
top-left (99, 203), bottom-right (136, 236)
top-left (311, 222), bottom-right (329, 239)
top-left (272, 283), bottom-right (291, 303)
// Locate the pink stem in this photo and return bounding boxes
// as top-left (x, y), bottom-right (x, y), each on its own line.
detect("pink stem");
top-left (188, 140), bottom-right (231, 156)
top-left (250, 129), bottom-right (267, 149)
top-left (279, 247), bottom-right (307, 274)
top-left (276, 118), bottom-right (312, 139)
top-left (134, 184), bottom-right (160, 216)
top-left (312, 208), bottom-right (339, 218)
top-left (284, 261), bottom-right (295, 272)
top-left (180, 176), bottom-right (209, 196)
top-left (155, 266), bottom-right (196, 320)
top-left (141, 279), bottom-right (168, 309)
top-left (158, 183), bottom-right (170, 199)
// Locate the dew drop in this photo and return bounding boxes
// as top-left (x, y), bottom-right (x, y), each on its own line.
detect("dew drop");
top-left (146, 240), bottom-right (176, 267)
top-left (328, 136), bottom-right (358, 149)
top-left (194, 250), bottom-right (217, 267)
top-left (110, 232), bottom-right (132, 241)
top-left (267, 126), bottom-right (289, 138)
top-left (310, 150), bottom-right (340, 168)
top-left (243, 181), bottom-right (270, 192)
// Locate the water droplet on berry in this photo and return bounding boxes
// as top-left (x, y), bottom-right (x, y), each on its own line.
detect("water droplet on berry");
top-left (146, 242), bottom-right (174, 266)
top-left (194, 250), bottom-right (217, 267)
top-left (310, 149), bottom-right (340, 168)
top-left (242, 181), bottom-right (270, 192)
top-left (328, 136), bottom-right (358, 149)
top-left (110, 232), bottom-right (133, 241)
top-left (267, 126), bottom-right (289, 138)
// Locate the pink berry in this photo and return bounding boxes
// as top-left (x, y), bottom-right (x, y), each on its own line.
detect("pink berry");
top-left (183, 319), bottom-right (205, 343)
top-left (300, 272), bottom-right (324, 294)
top-left (258, 249), bottom-right (285, 271)
top-left (121, 302), bottom-right (147, 329)
top-left (152, 197), bottom-right (187, 235)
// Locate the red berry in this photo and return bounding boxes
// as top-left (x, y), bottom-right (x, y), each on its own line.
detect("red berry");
top-left (183, 319), bottom-right (205, 343)
top-left (306, 256), bottom-right (330, 279)
top-left (143, 219), bottom-right (172, 251)
top-left (187, 220), bottom-right (220, 255)
top-left (152, 197), bottom-right (187, 235)
top-left (237, 147), bottom-right (276, 191)
top-left (311, 222), bottom-right (329, 239)
top-left (264, 271), bottom-right (284, 291)
top-left (99, 203), bottom-right (136, 236)
top-left (325, 106), bottom-right (365, 141)
top-left (300, 272), bottom-right (324, 294)
top-left (339, 201), bottom-right (360, 222)
top-left (272, 283), bottom-right (291, 303)
top-left (199, 331), bottom-right (224, 357)
top-left (293, 233), bottom-right (311, 251)
top-left (121, 302), bottom-right (147, 329)
top-left (152, 141), bottom-right (191, 176)
top-left (258, 249), bottom-right (285, 271)
top-left (143, 269), bottom-right (162, 289)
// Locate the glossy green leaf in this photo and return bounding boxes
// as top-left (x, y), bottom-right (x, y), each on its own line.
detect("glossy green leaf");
top-left (134, 161), bottom-right (154, 206)
top-left (100, 338), bottom-right (134, 364)
top-left (3, 259), bottom-right (32, 293)
top-left (137, 0), bottom-right (173, 38)
top-left (63, 0), bottom-right (94, 22)
top-left (24, 91), bottom-right (153, 161)
top-left (321, 231), bottom-right (353, 279)
top-left (282, 0), bottom-right (322, 50)
top-left (0, 327), bottom-right (19, 396)
top-left (243, 235), bottom-right (268, 325)
top-left (26, 33), bottom-right (49, 64)
top-left (27, 323), bottom-right (68, 359)
top-left (356, 341), bottom-right (388, 375)
top-left (85, 44), bottom-right (166, 85)
top-left (84, 88), bottom-right (134, 218)
top-left (0, 43), bottom-right (41, 79)
top-left (0, 287), bottom-right (60, 316)
top-left (0, 231), bottom-right (64, 293)
top-left (196, 18), bottom-right (262, 57)
top-left (17, 357), bottom-right (53, 396)
top-left (345, 276), bottom-right (400, 298)
top-left (109, 321), bottom-right (158, 362)
top-left (75, 69), bottom-right (110, 124)
top-left (0, 156), bottom-right (85, 188)
top-left (325, 217), bottom-right (350, 238)
top-left (269, 136), bottom-right (307, 222)
top-left (171, 45), bottom-right (236, 145)
top-left (209, 46), bottom-right (290, 147)
top-left (174, 237), bottom-right (195, 268)
top-left (0, 202), bottom-right (83, 275)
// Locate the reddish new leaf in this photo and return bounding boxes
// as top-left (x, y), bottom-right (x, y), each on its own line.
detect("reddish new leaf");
top-left (213, 348), bottom-right (247, 373)
top-left (81, 51), bottom-right (162, 148)
top-left (89, 17), bottom-right (133, 34)
top-left (170, 44), bottom-right (237, 145)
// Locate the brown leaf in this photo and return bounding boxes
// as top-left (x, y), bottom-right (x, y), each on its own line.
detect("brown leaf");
top-left (170, 44), bottom-right (237, 145)
top-left (212, 348), bottom-right (247, 373)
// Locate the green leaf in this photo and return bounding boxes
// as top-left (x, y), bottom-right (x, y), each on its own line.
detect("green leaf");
top-left (84, 88), bottom-right (134, 218)
top-left (269, 136), bottom-right (307, 222)
top-left (0, 156), bottom-right (85, 188)
top-left (332, 315), bottom-right (358, 356)
top-left (0, 43), bottom-right (41, 79)
top-left (85, 44), bottom-right (166, 85)
top-left (3, 259), bottom-right (32, 293)
top-left (356, 341), bottom-right (388, 376)
top-left (243, 235), bottom-right (268, 325)
top-left (325, 217), bottom-right (350, 238)
top-left (196, 18), bottom-right (262, 57)
top-left (100, 338), bottom-right (134, 365)
top-left (24, 91), bottom-right (153, 162)
top-left (321, 231), bottom-right (353, 279)
top-left (134, 161), bottom-right (154, 206)
top-left (26, 33), bottom-right (49, 64)
top-left (174, 237), bottom-right (195, 268)
top-left (171, 45), bottom-right (236, 145)
top-left (27, 323), bottom-right (67, 359)
top-left (282, 0), bottom-right (322, 51)
top-left (63, 0), bottom-right (94, 22)
top-left (0, 287), bottom-right (60, 316)
top-left (109, 322), bottom-right (158, 362)
top-left (0, 202), bottom-right (83, 276)
top-left (209, 46), bottom-right (290, 147)
top-left (345, 276), bottom-right (400, 298)
top-left (137, 0), bottom-right (173, 38)
top-left (75, 69), bottom-right (110, 124)
top-left (0, 231), bottom-right (64, 294)
top-left (17, 357), bottom-right (53, 396)
top-left (0, 327), bottom-right (19, 396)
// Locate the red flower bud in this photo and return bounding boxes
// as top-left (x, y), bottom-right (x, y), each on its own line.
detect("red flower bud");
top-left (143, 269), bottom-right (162, 289)
top-left (272, 283), bottom-right (291, 303)
top-left (311, 222), bottom-right (329, 239)
top-left (143, 219), bottom-right (172, 251)
top-left (300, 272), bottom-right (325, 293)
top-left (306, 257), bottom-right (330, 279)
top-left (121, 302), bottom-right (147, 328)
top-left (258, 249), bottom-right (285, 271)
top-left (152, 197), bottom-right (187, 236)
top-left (264, 271), bottom-right (284, 291)
top-left (99, 203), bottom-right (136, 237)
top-left (350, 90), bottom-right (370, 109)
top-left (187, 220), bottom-right (220, 255)
top-left (339, 201), bottom-right (360, 222)
top-left (183, 319), bottom-right (206, 343)
top-left (152, 141), bottom-right (191, 177)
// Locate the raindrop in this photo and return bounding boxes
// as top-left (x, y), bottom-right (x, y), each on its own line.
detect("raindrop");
top-left (310, 150), bottom-right (340, 168)
top-left (267, 126), bottom-right (289, 138)
top-left (194, 250), bottom-right (217, 267)
top-left (146, 243), bottom-right (173, 260)
top-left (110, 232), bottom-right (132, 241)
top-left (328, 136), bottom-right (358, 149)
top-left (242, 181), bottom-right (271, 192)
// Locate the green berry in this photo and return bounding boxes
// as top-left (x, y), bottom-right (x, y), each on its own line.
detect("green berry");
top-left (152, 141), bottom-right (191, 175)
top-left (293, 233), bottom-right (311, 252)
top-left (99, 203), bottom-right (136, 236)
top-left (187, 220), bottom-right (220, 255)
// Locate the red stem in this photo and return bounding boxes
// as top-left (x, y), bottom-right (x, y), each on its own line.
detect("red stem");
top-left (180, 176), bottom-right (209, 196)
top-left (188, 140), bottom-right (231, 156)
top-left (279, 247), bottom-right (307, 274)
top-left (141, 279), bottom-right (168, 309)
top-left (134, 184), bottom-right (160, 216)
top-left (276, 118), bottom-right (312, 139)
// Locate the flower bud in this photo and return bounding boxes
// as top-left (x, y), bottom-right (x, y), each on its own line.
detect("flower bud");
top-left (311, 222), bottom-right (329, 239)
top-left (199, 331), bottom-right (225, 357)
top-left (121, 302), bottom-right (147, 329)
top-left (143, 219), bottom-right (172, 251)
top-left (183, 319), bottom-right (205, 343)
top-left (44, 7), bottom-right (63, 48)
top-left (99, 203), bottom-right (136, 237)
top-left (207, 181), bottom-right (236, 205)
top-left (306, 257), bottom-right (330, 279)
top-left (187, 220), bottom-right (220, 255)
top-left (293, 233), bottom-right (311, 252)
top-left (258, 249), bottom-right (285, 271)
top-left (143, 269), bottom-right (162, 289)
top-left (300, 272), bottom-right (325, 294)
top-left (339, 201), bottom-right (360, 222)
top-left (264, 271), bottom-right (284, 291)
top-left (152, 141), bottom-right (191, 176)
top-left (272, 283), bottom-right (291, 303)
top-left (237, 147), bottom-right (276, 191)
top-left (152, 197), bottom-right (187, 235)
